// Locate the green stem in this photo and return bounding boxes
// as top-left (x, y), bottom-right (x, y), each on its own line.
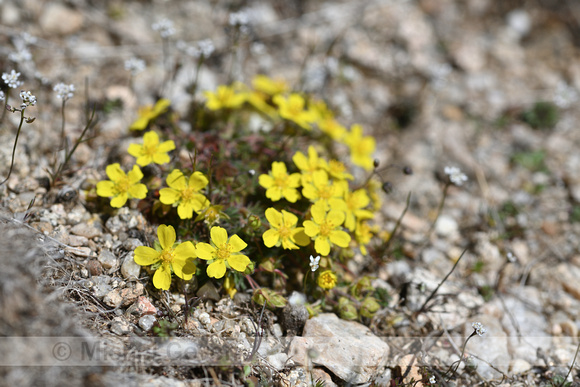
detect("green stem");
top-left (0, 109), bottom-right (25, 186)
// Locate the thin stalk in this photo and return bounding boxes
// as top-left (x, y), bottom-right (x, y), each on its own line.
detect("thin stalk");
top-left (383, 191), bottom-right (412, 251)
top-left (0, 109), bottom-right (26, 186)
top-left (560, 340), bottom-right (580, 387)
top-left (414, 247), bottom-right (468, 318)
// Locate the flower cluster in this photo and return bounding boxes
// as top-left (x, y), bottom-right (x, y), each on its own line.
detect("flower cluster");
top-left (444, 166), bottom-right (468, 186)
top-left (2, 70), bottom-right (23, 88)
top-left (152, 18), bottom-right (176, 38)
top-left (53, 83), bottom-right (75, 100)
top-left (134, 224), bottom-right (251, 289)
top-left (19, 90), bottom-right (36, 108)
top-left (124, 57), bottom-right (146, 76)
top-left (472, 322), bottom-right (487, 336)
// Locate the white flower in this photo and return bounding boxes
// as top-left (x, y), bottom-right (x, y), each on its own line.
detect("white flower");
top-left (8, 48), bottom-right (32, 63)
top-left (2, 70), bottom-right (23, 88)
top-left (0, 91), bottom-right (5, 101)
top-left (20, 90), bottom-right (36, 107)
top-left (124, 57), bottom-right (146, 76)
top-left (197, 39), bottom-right (215, 58)
top-left (444, 166), bottom-right (468, 186)
top-left (309, 255), bottom-right (320, 272)
top-left (248, 169), bottom-right (256, 176)
top-left (472, 322), bottom-right (487, 336)
top-left (229, 10), bottom-right (249, 27)
top-left (152, 18), bottom-right (176, 38)
top-left (53, 83), bottom-right (75, 100)
top-left (429, 376), bottom-right (436, 384)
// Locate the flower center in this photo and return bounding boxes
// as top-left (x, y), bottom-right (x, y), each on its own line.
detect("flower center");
top-left (319, 220), bottom-right (333, 237)
top-left (217, 243), bottom-right (232, 261)
top-left (274, 173), bottom-right (288, 188)
top-left (143, 143), bottom-right (157, 157)
top-left (115, 175), bottom-right (131, 194)
top-left (181, 186), bottom-right (195, 201)
top-left (160, 248), bottom-right (174, 263)
top-left (278, 225), bottom-right (292, 239)
top-left (318, 185), bottom-right (333, 200)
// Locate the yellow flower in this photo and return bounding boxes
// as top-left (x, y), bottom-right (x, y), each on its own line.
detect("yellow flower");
top-left (196, 226), bottom-right (251, 279)
top-left (195, 203), bottom-right (229, 226)
top-left (344, 124), bottom-right (376, 171)
top-left (204, 85), bottom-right (246, 110)
top-left (130, 98), bottom-right (171, 131)
top-left (258, 161), bottom-right (301, 203)
top-left (303, 201), bottom-right (351, 256)
top-left (273, 93), bottom-right (315, 130)
top-left (133, 224), bottom-right (197, 290)
top-left (292, 146), bottom-right (325, 185)
top-left (323, 159), bottom-right (353, 181)
top-left (367, 179), bottom-right (383, 211)
top-left (252, 75), bottom-right (289, 96)
top-left (128, 131), bottom-right (175, 166)
top-left (355, 221), bottom-right (373, 255)
top-left (302, 170), bottom-right (345, 209)
top-left (160, 169), bottom-right (209, 219)
top-left (96, 163), bottom-right (147, 208)
top-left (317, 270), bottom-right (337, 290)
top-left (263, 207), bottom-right (309, 250)
top-left (332, 184), bottom-right (374, 231)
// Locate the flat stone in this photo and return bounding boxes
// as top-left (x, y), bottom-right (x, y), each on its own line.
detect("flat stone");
top-left (119, 282), bottom-right (144, 306)
top-left (98, 249), bottom-right (118, 270)
top-left (103, 289), bottom-right (123, 308)
top-left (288, 313), bottom-right (389, 384)
top-left (121, 252), bottom-right (141, 279)
top-left (70, 222), bottom-right (102, 239)
top-left (110, 316), bottom-right (132, 335)
top-left (139, 315), bottom-right (157, 331)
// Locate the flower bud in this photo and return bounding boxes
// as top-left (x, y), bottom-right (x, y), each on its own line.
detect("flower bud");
top-left (338, 297), bottom-right (358, 320)
top-left (360, 296), bottom-right (381, 318)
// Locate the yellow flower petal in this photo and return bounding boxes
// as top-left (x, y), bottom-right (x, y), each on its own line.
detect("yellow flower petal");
top-left (127, 143), bottom-right (143, 159)
top-left (282, 187), bottom-right (299, 203)
top-left (174, 241), bottom-right (196, 259)
top-left (211, 226), bottom-right (228, 246)
top-left (310, 202), bottom-right (327, 224)
top-left (177, 203), bottom-right (195, 219)
top-left (207, 260), bottom-right (227, 278)
top-left (303, 220), bottom-right (319, 237)
top-left (281, 210), bottom-right (298, 227)
top-left (329, 230), bottom-right (351, 247)
top-left (127, 165), bottom-right (144, 184)
top-left (158, 224), bottom-right (176, 250)
top-left (143, 130), bottom-right (160, 146)
top-left (159, 187), bottom-right (180, 205)
top-left (173, 257), bottom-right (196, 280)
top-left (128, 183), bottom-right (147, 199)
top-left (134, 246), bottom-right (160, 266)
top-left (259, 174), bottom-right (274, 189)
top-left (157, 140), bottom-right (176, 153)
top-left (188, 171), bottom-right (209, 191)
top-left (105, 163), bottom-right (124, 181)
top-left (314, 237), bottom-right (331, 256)
top-left (229, 234), bottom-right (247, 252)
top-left (265, 207), bottom-right (283, 228)
top-left (96, 181), bottom-right (115, 197)
top-left (110, 192), bottom-right (128, 208)
top-left (227, 254), bottom-right (250, 272)
top-left (153, 263), bottom-right (172, 290)
top-left (293, 229), bottom-right (311, 246)
top-left (326, 209), bottom-right (345, 227)
top-left (262, 229), bottom-right (279, 247)
top-left (166, 169), bottom-right (187, 190)
top-left (195, 242), bottom-right (215, 260)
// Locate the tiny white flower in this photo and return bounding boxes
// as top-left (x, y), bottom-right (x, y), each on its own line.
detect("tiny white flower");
top-left (429, 375), bottom-right (436, 384)
top-left (53, 83), bottom-right (75, 100)
top-left (472, 321), bottom-right (487, 336)
top-left (197, 39), bottom-right (215, 58)
top-left (229, 10), bottom-right (249, 27)
top-left (20, 90), bottom-right (36, 107)
top-left (152, 18), bottom-right (176, 38)
top-left (9, 48), bottom-right (32, 63)
top-left (444, 166), bottom-right (468, 186)
top-left (0, 91), bottom-right (5, 101)
top-left (2, 70), bottom-right (23, 88)
top-left (248, 169), bottom-right (256, 176)
top-left (506, 252), bottom-right (516, 263)
top-left (124, 57), bottom-right (146, 76)
top-left (309, 255), bottom-right (320, 272)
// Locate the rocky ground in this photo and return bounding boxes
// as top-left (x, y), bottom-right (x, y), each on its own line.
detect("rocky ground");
top-left (2, 0), bottom-right (580, 386)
